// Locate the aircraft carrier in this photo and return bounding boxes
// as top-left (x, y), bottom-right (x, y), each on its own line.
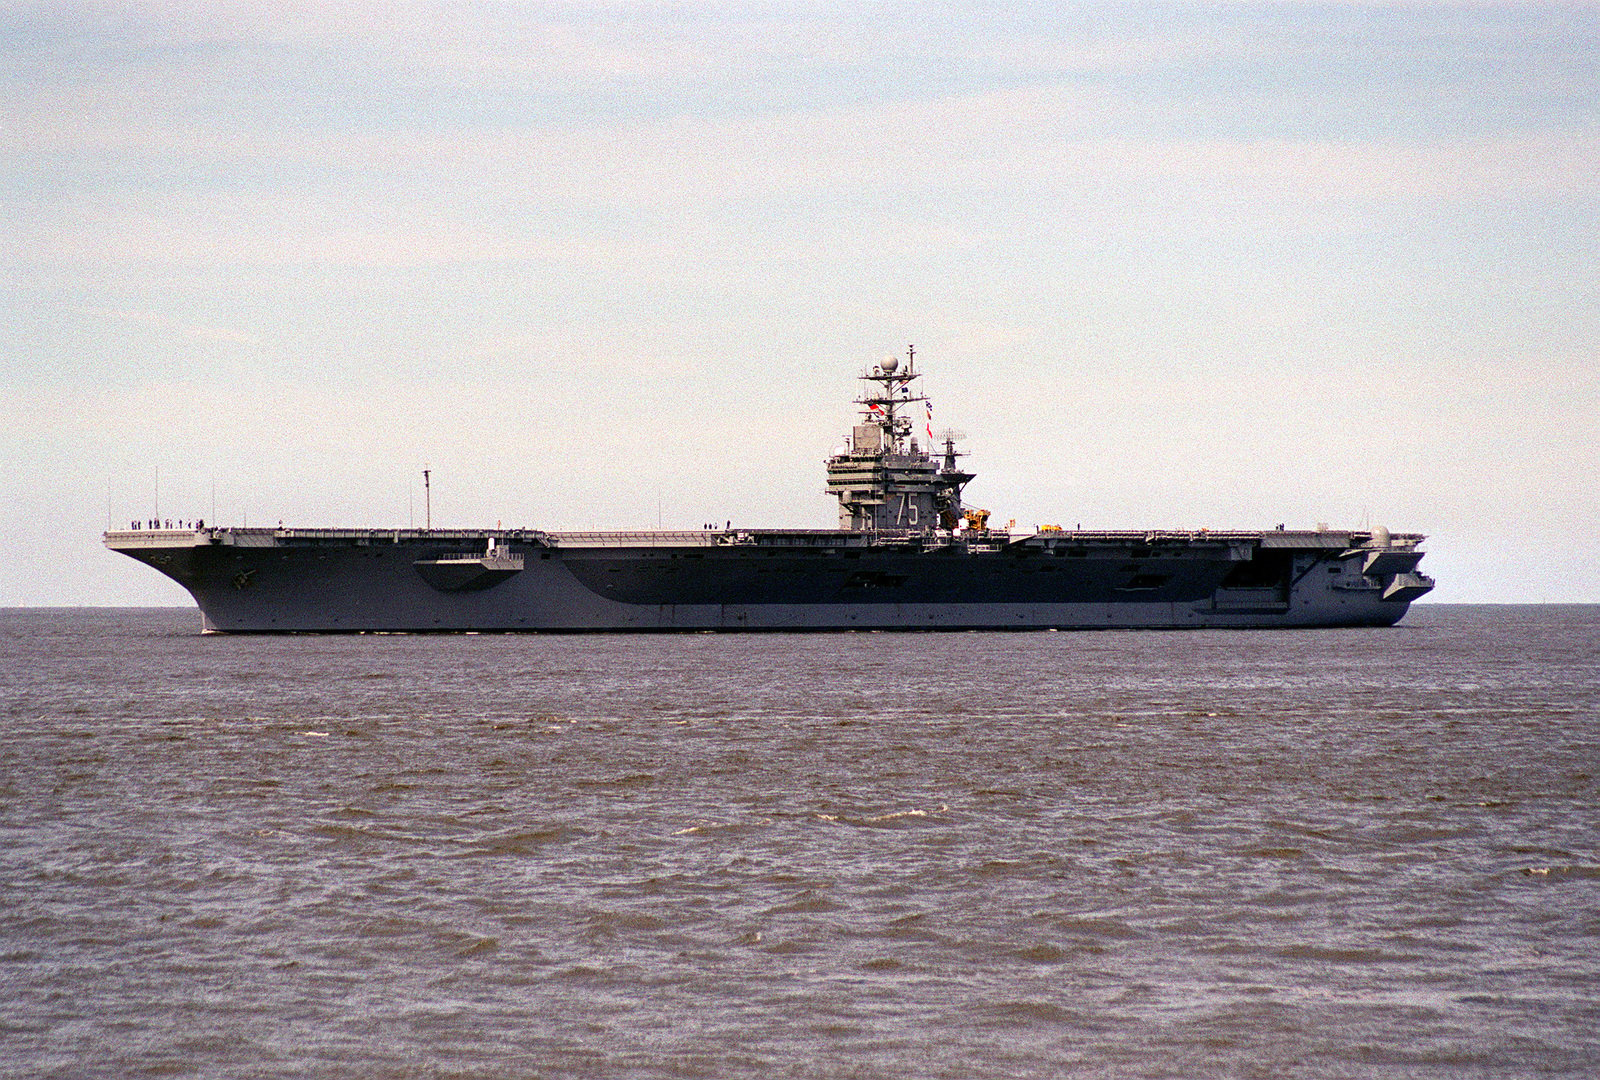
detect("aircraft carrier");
top-left (105, 350), bottom-right (1433, 632)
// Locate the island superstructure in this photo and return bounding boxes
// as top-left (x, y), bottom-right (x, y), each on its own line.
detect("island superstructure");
top-left (105, 349), bottom-right (1433, 632)
top-left (825, 347), bottom-right (974, 533)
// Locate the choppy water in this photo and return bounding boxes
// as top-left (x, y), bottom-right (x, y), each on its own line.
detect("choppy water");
top-left (2, 606), bottom-right (1598, 1079)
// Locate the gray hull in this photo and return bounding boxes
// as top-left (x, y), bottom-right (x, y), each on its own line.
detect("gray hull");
top-left (105, 526), bottom-right (1431, 633)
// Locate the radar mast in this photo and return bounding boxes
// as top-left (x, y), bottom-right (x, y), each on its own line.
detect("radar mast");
top-left (855, 344), bottom-right (928, 455)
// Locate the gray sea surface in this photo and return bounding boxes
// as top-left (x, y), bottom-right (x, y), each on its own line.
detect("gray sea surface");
top-left (2, 605), bottom-right (1597, 1079)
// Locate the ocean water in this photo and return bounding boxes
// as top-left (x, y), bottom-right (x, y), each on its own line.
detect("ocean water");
top-left (2, 605), bottom-right (1597, 1079)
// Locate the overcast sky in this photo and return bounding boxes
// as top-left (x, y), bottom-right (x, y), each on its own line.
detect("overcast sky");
top-left (4, 1), bottom-right (1597, 605)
